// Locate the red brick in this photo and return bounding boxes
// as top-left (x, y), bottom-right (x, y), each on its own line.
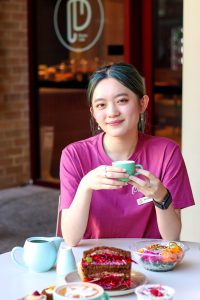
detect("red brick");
top-left (5, 147), bottom-right (24, 156)
top-left (0, 177), bottom-right (17, 189)
top-left (0, 0), bottom-right (30, 189)
top-left (0, 3), bottom-right (22, 12)
top-left (6, 165), bottom-right (23, 174)
top-left (1, 21), bottom-right (20, 31)
top-left (5, 111), bottom-right (23, 119)
top-left (14, 138), bottom-right (27, 146)
top-left (14, 155), bottom-right (29, 165)
top-left (0, 158), bottom-right (13, 166)
top-left (0, 169), bottom-right (6, 176)
top-left (3, 94), bottom-right (23, 102)
top-left (0, 12), bottom-right (12, 22)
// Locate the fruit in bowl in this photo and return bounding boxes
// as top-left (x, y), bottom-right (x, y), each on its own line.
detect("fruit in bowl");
top-left (132, 240), bottom-right (188, 271)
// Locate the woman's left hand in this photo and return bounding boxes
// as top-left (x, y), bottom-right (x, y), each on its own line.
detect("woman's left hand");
top-left (129, 169), bottom-right (167, 202)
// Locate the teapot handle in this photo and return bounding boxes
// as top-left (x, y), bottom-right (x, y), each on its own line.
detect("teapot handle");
top-left (11, 247), bottom-right (27, 268)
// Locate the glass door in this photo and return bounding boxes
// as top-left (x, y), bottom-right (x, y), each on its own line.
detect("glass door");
top-left (29, 0), bottom-right (126, 186)
top-left (152, 0), bottom-right (183, 146)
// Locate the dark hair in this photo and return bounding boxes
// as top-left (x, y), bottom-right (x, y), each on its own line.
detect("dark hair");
top-left (87, 62), bottom-right (147, 134)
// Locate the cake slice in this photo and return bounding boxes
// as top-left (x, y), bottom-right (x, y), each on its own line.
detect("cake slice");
top-left (80, 246), bottom-right (132, 291)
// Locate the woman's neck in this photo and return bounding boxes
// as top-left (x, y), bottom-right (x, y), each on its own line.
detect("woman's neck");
top-left (103, 131), bottom-right (138, 161)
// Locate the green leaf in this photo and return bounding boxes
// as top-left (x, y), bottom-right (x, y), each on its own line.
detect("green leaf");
top-left (85, 256), bottom-right (93, 263)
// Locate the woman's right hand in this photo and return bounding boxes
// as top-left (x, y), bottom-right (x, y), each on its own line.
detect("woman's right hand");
top-left (81, 165), bottom-right (129, 191)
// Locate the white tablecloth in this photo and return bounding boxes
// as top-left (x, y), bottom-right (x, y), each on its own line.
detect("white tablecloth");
top-left (0, 238), bottom-right (200, 299)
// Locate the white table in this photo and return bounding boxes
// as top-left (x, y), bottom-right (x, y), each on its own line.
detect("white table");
top-left (0, 238), bottom-right (200, 299)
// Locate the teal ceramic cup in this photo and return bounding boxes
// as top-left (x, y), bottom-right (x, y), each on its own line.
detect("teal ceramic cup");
top-left (112, 160), bottom-right (143, 182)
top-left (53, 283), bottom-right (109, 300)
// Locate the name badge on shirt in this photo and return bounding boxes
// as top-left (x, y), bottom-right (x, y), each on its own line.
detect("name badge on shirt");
top-left (137, 197), bottom-right (153, 206)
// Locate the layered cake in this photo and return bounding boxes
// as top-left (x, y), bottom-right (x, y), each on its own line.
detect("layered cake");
top-left (79, 246), bottom-right (132, 290)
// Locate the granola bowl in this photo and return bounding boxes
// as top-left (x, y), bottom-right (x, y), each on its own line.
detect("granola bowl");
top-left (132, 240), bottom-right (188, 272)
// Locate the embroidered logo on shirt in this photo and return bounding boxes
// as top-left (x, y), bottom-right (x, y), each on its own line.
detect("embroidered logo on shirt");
top-left (131, 186), bottom-right (138, 194)
top-left (131, 186), bottom-right (153, 205)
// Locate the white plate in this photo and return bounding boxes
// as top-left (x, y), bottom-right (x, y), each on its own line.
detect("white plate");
top-left (65, 270), bottom-right (147, 297)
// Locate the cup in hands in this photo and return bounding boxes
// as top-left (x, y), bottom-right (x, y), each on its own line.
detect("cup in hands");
top-left (112, 160), bottom-right (143, 182)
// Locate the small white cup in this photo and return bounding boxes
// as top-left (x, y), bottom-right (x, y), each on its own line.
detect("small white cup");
top-left (56, 244), bottom-right (77, 276)
top-left (135, 284), bottom-right (175, 300)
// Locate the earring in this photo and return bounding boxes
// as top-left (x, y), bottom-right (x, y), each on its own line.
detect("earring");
top-left (97, 125), bottom-right (101, 131)
top-left (140, 113), bottom-right (145, 132)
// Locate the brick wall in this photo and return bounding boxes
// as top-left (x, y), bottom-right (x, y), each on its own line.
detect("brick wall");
top-left (0, 0), bottom-right (30, 189)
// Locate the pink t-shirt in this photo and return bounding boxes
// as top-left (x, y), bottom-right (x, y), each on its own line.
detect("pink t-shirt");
top-left (60, 132), bottom-right (194, 239)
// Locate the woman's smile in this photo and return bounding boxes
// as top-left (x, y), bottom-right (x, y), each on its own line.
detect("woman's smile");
top-left (106, 119), bottom-right (124, 126)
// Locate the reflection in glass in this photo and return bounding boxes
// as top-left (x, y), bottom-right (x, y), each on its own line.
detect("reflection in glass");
top-left (153, 0), bottom-right (183, 146)
top-left (37, 1), bottom-right (125, 86)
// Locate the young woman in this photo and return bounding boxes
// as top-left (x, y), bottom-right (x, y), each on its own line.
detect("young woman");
top-left (59, 63), bottom-right (194, 246)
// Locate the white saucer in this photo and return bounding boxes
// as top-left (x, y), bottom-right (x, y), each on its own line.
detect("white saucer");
top-left (65, 270), bottom-right (147, 297)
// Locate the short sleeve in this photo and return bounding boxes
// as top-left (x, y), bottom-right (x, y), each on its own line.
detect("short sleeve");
top-left (161, 143), bottom-right (195, 209)
top-left (59, 146), bottom-right (83, 210)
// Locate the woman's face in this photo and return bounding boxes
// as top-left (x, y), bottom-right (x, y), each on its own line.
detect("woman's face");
top-left (91, 77), bottom-right (148, 138)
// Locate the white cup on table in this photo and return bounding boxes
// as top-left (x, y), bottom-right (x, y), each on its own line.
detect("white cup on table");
top-left (135, 284), bottom-right (175, 300)
top-left (56, 244), bottom-right (77, 276)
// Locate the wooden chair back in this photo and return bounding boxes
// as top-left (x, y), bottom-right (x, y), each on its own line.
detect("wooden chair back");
top-left (56, 195), bottom-right (62, 237)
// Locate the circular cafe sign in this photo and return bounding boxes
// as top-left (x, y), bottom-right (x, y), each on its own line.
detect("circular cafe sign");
top-left (54, 0), bottom-right (104, 53)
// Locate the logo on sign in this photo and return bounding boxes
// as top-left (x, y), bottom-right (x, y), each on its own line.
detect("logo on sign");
top-left (54, 0), bottom-right (104, 53)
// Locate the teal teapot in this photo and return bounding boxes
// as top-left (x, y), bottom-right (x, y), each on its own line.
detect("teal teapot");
top-left (11, 236), bottom-right (63, 272)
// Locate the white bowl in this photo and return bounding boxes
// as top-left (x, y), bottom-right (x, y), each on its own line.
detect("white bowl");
top-left (135, 284), bottom-right (175, 300)
top-left (132, 240), bottom-right (188, 272)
